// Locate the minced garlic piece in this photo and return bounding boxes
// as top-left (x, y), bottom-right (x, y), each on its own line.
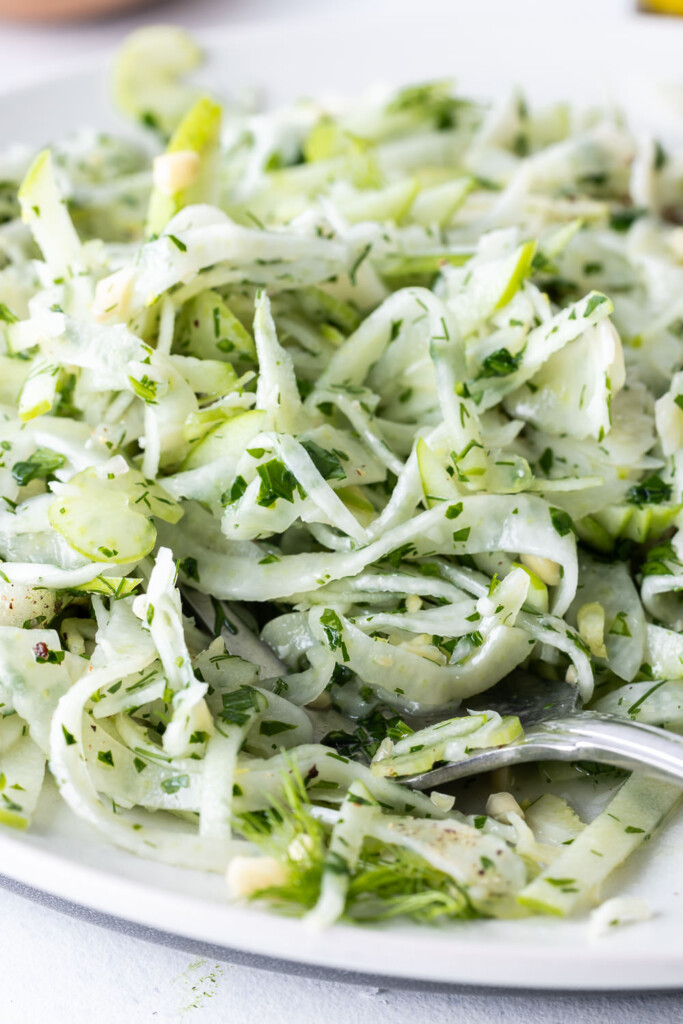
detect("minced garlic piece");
top-left (486, 791), bottom-right (525, 824)
top-left (153, 150), bottom-right (200, 196)
top-left (226, 855), bottom-right (289, 897)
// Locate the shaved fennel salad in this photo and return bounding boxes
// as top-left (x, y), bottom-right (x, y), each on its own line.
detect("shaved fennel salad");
top-left (0, 24), bottom-right (681, 928)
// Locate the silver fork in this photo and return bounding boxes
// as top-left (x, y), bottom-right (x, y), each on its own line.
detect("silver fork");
top-left (181, 589), bottom-right (683, 790)
top-left (402, 672), bottom-right (683, 790)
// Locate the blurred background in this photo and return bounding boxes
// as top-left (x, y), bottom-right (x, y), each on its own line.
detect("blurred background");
top-left (0, 0), bottom-right (372, 91)
top-left (1, 0), bottom-right (682, 18)
top-left (1, 0), bottom-right (683, 20)
top-left (0, 0), bottom-right (679, 99)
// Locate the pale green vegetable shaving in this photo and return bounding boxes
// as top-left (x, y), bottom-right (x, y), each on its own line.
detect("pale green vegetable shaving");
top-left (0, 27), bottom-right (680, 929)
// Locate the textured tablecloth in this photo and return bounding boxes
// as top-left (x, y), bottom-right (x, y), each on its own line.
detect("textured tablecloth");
top-left (0, 1), bottom-right (681, 1020)
top-left (2, 880), bottom-right (683, 1024)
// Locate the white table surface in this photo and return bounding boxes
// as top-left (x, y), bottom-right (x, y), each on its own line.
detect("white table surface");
top-left (0, 1), bottom-right (682, 1020)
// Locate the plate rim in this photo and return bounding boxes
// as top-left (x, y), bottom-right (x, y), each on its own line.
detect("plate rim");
top-left (1, 823), bottom-right (683, 991)
top-left (3, 870), bottom-right (680, 995)
top-left (1, 9), bottom-right (683, 990)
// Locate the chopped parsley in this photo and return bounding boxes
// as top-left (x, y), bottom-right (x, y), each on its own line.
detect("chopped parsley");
top-left (256, 458), bottom-right (302, 507)
top-left (11, 448), bottom-right (65, 486)
top-left (301, 439), bottom-right (346, 480)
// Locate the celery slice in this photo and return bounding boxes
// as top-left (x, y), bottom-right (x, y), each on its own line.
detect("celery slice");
top-left (518, 774), bottom-right (680, 916)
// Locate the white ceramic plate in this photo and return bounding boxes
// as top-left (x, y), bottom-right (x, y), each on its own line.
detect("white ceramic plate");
top-left (2, 0), bottom-right (683, 989)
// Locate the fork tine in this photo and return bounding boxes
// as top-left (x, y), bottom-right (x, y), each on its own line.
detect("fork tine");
top-left (466, 671), bottom-right (581, 726)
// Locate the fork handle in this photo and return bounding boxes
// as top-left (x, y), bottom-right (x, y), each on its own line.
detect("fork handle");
top-left (405, 713), bottom-right (683, 790)
top-left (521, 714), bottom-right (683, 785)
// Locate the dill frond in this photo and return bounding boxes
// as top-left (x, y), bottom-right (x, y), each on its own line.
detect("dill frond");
top-left (346, 843), bottom-right (476, 924)
top-left (233, 760), bottom-right (328, 913)
top-left (232, 762), bottom-right (480, 925)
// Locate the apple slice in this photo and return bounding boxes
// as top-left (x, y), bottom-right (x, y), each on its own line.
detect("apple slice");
top-left (450, 240), bottom-right (536, 338)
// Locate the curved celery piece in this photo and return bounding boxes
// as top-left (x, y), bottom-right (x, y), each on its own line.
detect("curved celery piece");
top-left (533, 218), bottom-right (583, 268)
top-left (49, 486), bottom-right (157, 565)
top-left (512, 561), bottom-right (549, 614)
top-left (18, 360), bottom-right (59, 422)
top-left (337, 178), bottom-right (419, 225)
top-left (416, 436), bottom-right (461, 507)
top-left (18, 150), bottom-right (82, 275)
top-left (410, 176), bottom-right (474, 227)
top-left (376, 250), bottom-right (472, 280)
top-left (370, 712), bottom-right (523, 778)
top-left (175, 289), bottom-right (256, 365)
top-left (84, 466), bottom-right (182, 524)
top-left (182, 410), bottom-right (267, 471)
top-left (170, 355), bottom-right (239, 398)
top-left (593, 503), bottom-right (681, 544)
top-left (449, 240), bottom-right (537, 339)
top-left (0, 720), bottom-right (45, 831)
top-left (49, 466), bottom-right (182, 565)
top-left (518, 774), bottom-right (680, 916)
top-left (304, 118), bottom-right (355, 163)
top-left (113, 25), bottom-right (203, 136)
top-left (146, 96), bottom-right (222, 237)
top-left (303, 117), bottom-right (381, 189)
top-left (0, 357), bottom-right (32, 406)
top-left (574, 515), bottom-right (615, 554)
top-left (293, 287), bottom-right (362, 335)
